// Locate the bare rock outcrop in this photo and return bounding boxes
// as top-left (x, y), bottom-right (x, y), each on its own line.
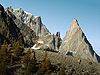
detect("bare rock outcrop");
top-left (59, 18), bottom-right (100, 62)
top-left (6, 6), bottom-right (62, 50)
top-left (0, 4), bottom-right (24, 45)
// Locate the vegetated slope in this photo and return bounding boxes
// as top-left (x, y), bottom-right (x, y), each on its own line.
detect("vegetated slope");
top-left (0, 42), bottom-right (100, 75)
top-left (33, 49), bottom-right (100, 75)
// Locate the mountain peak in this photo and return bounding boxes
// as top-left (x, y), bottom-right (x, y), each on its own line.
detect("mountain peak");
top-left (72, 18), bottom-right (78, 23)
top-left (70, 18), bottom-right (80, 30)
top-left (0, 4), bottom-right (4, 12)
top-left (0, 4), bottom-right (5, 16)
top-left (59, 19), bottom-right (100, 63)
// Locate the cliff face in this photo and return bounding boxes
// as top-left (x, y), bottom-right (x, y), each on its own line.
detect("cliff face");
top-left (5, 7), bottom-right (37, 47)
top-left (6, 7), bottom-right (51, 47)
top-left (6, 6), bottom-right (62, 50)
top-left (59, 19), bottom-right (100, 62)
top-left (11, 7), bottom-right (50, 37)
top-left (0, 4), bottom-right (24, 45)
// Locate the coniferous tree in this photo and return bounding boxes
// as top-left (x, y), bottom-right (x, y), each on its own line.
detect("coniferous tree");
top-left (39, 50), bottom-right (51, 74)
top-left (23, 49), bottom-right (37, 75)
top-left (58, 64), bottom-right (66, 75)
top-left (0, 41), bottom-right (11, 75)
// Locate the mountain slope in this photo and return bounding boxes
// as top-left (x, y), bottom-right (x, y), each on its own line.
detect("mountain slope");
top-left (59, 18), bottom-right (100, 62)
top-left (0, 4), bottom-right (24, 45)
top-left (6, 6), bottom-right (62, 50)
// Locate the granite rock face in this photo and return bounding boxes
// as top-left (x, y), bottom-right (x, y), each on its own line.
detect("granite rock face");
top-left (59, 19), bottom-right (100, 62)
top-left (6, 7), bottom-right (51, 47)
top-left (12, 7), bottom-right (50, 37)
top-left (0, 4), bottom-right (24, 45)
top-left (52, 32), bottom-right (62, 51)
top-left (6, 7), bottom-right (37, 47)
top-left (6, 6), bottom-right (62, 50)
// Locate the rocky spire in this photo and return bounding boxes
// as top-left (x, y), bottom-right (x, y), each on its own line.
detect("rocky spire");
top-left (67, 18), bottom-right (81, 37)
top-left (71, 18), bottom-right (79, 29)
top-left (56, 32), bottom-right (60, 38)
top-left (59, 18), bottom-right (100, 62)
top-left (34, 16), bottom-right (42, 37)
